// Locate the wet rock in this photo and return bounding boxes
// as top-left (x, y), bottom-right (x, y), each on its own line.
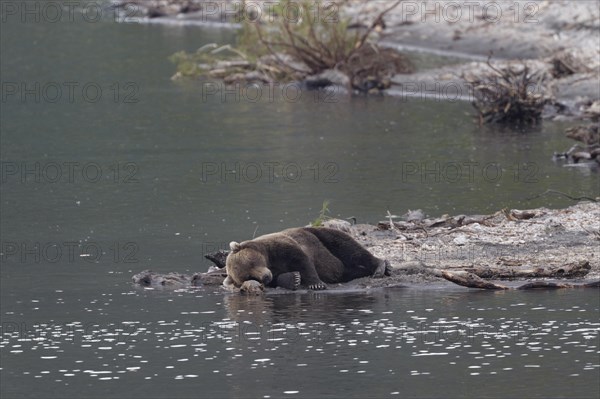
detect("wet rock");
top-left (453, 235), bottom-right (469, 246)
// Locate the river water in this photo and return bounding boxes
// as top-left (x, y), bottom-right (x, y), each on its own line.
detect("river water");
top-left (1, 5), bottom-right (599, 399)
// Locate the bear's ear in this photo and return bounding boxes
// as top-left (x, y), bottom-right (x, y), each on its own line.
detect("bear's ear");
top-left (229, 241), bottom-right (241, 252)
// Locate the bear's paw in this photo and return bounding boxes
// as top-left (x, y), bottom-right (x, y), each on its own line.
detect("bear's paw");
top-left (308, 282), bottom-right (327, 290)
top-left (276, 272), bottom-right (301, 290)
top-left (240, 280), bottom-right (264, 295)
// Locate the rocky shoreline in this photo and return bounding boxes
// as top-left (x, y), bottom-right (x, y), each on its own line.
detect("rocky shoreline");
top-left (112, 0), bottom-right (600, 121)
top-left (133, 201), bottom-right (600, 293)
top-left (345, 200), bottom-right (600, 288)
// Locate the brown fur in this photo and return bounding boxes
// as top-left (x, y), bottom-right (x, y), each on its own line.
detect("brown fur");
top-left (225, 227), bottom-right (389, 290)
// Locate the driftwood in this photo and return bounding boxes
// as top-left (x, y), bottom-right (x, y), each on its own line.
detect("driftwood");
top-left (377, 214), bottom-right (496, 231)
top-left (463, 261), bottom-right (591, 279)
top-left (514, 279), bottom-right (597, 290)
top-left (441, 270), bottom-right (599, 290)
top-left (204, 250), bottom-right (229, 269)
top-left (132, 269), bottom-right (227, 287)
top-left (442, 270), bottom-right (509, 290)
top-left (501, 208), bottom-right (537, 221)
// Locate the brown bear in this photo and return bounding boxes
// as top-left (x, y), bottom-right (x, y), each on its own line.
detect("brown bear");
top-left (223, 227), bottom-right (390, 290)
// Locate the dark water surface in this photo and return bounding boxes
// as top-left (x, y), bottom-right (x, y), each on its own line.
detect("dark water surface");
top-left (2, 287), bottom-right (599, 399)
top-left (1, 7), bottom-right (599, 399)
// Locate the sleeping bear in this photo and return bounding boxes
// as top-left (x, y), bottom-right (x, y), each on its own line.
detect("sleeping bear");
top-left (223, 227), bottom-right (391, 290)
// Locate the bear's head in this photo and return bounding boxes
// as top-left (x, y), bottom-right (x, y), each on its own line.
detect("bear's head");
top-left (224, 241), bottom-right (273, 288)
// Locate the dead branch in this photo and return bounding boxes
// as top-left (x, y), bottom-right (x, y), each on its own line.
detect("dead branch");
top-left (441, 270), bottom-right (509, 290)
top-left (353, 0), bottom-right (401, 50)
top-left (204, 250), bottom-right (229, 268)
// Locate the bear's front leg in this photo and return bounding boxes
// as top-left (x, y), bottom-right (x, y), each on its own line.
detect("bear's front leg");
top-left (276, 272), bottom-right (302, 290)
top-left (292, 260), bottom-right (326, 290)
top-left (371, 259), bottom-right (392, 278)
top-left (282, 244), bottom-right (327, 290)
top-left (296, 263), bottom-right (327, 290)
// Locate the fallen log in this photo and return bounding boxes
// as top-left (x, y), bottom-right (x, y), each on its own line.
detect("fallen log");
top-left (191, 270), bottom-right (228, 286)
top-left (463, 261), bottom-right (590, 279)
top-left (132, 269), bottom-right (227, 287)
top-left (441, 270), bottom-right (600, 290)
top-left (516, 281), bottom-right (575, 289)
top-left (377, 214), bottom-right (496, 231)
top-left (441, 270), bottom-right (509, 290)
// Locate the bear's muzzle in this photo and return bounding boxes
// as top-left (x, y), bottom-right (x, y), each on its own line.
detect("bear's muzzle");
top-left (261, 273), bottom-right (272, 285)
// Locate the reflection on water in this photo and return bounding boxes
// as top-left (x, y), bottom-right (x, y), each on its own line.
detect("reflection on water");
top-left (1, 288), bottom-right (598, 398)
